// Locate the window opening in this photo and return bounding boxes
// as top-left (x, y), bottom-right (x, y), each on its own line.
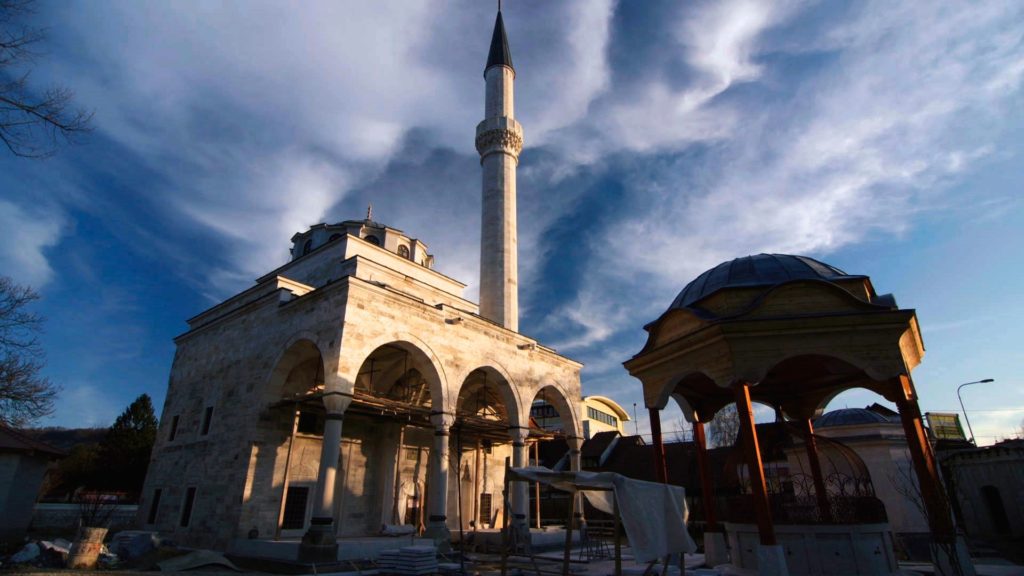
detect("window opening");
top-left (365, 235), bottom-right (380, 246)
top-left (147, 488), bottom-right (162, 524)
top-left (281, 486), bottom-right (310, 530)
top-left (981, 485), bottom-right (1011, 534)
top-left (180, 487), bottom-right (197, 527)
top-left (201, 406), bottom-right (213, 435)
top-left (297, 412), bottom-right (323, 435)
top-left (302, 239), bottom-right (313, 255)
top-left (479, 493), bottom-right (493, 525)
top-left (398, 244), bottom-right (410, 258)
top-left (169, 415), bottom-right (179, 441)
top-left (587, 406), bottom-right (617, 426)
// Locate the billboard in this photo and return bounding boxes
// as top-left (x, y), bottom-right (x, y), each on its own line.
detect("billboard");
top-left (926, 412), bottom-right (967, 441)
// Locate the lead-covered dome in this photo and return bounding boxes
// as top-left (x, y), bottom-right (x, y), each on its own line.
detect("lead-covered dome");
top-left (815, 408), bottom-right (893, 428)
top-left (670, 254), bottom-right (864, 310)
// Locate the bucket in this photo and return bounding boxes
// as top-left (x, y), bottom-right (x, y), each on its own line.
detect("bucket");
top-left (67, 526), bottom-right (108, 569)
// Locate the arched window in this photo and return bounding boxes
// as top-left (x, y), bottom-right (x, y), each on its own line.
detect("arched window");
top-left (398, 245), bottom-right (410, 259)
top-left (365, 235), bottom-right (381, 246)
top-left (328, 233), bottom-right (342, 242)
top-left (302, 239), bottom-right (313, 255)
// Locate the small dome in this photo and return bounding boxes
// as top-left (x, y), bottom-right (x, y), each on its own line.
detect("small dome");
top-left (815, 408), bottom-right (892, 428)
top-left (671, 254), bottom-right (863, 310)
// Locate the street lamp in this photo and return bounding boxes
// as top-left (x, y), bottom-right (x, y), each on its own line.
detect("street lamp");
top-left (957, 378), bottom-right (995, 445)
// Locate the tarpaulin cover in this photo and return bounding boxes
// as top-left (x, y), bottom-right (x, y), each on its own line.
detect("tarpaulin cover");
top-left (509, 467), bottom-right (697, 562)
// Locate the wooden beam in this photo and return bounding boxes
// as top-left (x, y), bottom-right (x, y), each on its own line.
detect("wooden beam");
top-left (692, 420), bottom-right (718, 531)
top-left (734, 382), bottom-right (776, 546)
top-left (895, 375), bottom-right (956, 541)
top-left (649, 408), bottom-right (669, 483)
top-left (800, 418), bottom-right (832, 523)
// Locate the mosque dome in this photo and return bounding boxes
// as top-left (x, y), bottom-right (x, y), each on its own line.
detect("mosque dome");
top-left (815, 408), bottom-right (892, 428)
top-left (670, 254), bottom-right (865, 310)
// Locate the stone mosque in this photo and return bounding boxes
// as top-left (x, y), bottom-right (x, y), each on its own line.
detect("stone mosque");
top-left (140, 8), bottom-right (972, 576)
top-left (139, 9), bottom-right (584, 558)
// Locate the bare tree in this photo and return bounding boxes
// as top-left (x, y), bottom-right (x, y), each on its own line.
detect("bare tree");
top-left (708, 404), bottom-right (740, 448)
top-left (0, 276), bottom-right (58, 426)
top-left (1, 0), bottom-right (91, 158)
top-left (671, 416), bottom-right (693, 443)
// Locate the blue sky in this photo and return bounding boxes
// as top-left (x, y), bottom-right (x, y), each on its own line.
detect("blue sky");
top-left (1, 0), bottom-right (1022, 444)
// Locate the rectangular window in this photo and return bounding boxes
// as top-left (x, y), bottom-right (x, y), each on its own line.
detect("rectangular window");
top-left (280, 486), bottom-right (310, 530)
top-left (180, 487), bottom-right (197, 527)
top-left (147, 488), bottom-right (162, 524)
top-left (479, 493), bottom-right (493, 525)
top-left (297, 411), bottom-right (323, 435)
top-left (169, 415), bottom-right (180, 441)
top-left (201, 406), bottom-right (214, 435)
top-left (587, 407), bottom-right (617, 427)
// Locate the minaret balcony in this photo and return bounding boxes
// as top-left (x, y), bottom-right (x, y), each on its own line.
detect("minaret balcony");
top-left (475, 117), bottom-right (523, 159)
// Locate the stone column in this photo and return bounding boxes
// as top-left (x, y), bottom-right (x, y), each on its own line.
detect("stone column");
top-left (299, 391), bottom-right (351, 562)
top-left (734, 383), bottom-right (788, 576)
top-left (425, 412), bottom-right (455, 546)
top-left (567, 435), bottom-right (585, 527)
top-left (509, 426), bottom-right (531, 537)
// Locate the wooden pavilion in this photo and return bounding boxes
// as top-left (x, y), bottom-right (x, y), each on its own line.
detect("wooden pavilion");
top-left (624, 254), bottom-right (970, 576)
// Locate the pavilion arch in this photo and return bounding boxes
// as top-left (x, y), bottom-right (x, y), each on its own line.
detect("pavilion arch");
top-left (454, 364), bottom-right (522, 430)
top-left (652, 370), bottom-right (732, 423)
top-left (342, 332), bottom-right (449, 413)
top-left (753, 353), bottom-right (904, 421)
top-left (531, 382), bottom-right (582, 440)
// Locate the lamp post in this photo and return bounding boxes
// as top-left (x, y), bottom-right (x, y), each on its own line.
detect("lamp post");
top-left (956, 378), bottom-right (995, 445)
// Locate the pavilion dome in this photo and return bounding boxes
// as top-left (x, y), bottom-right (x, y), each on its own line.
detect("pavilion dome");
top-left (815, 408), bottom-right (893, 428)
top-left (670, 254), bottom-right (865, 310)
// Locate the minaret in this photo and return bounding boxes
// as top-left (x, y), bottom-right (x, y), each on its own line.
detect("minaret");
top-left (476, 7), bottom-right (523, 332)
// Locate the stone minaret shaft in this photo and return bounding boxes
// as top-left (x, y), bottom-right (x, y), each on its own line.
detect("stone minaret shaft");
top-left (476, 9), bottom-right (523, 332)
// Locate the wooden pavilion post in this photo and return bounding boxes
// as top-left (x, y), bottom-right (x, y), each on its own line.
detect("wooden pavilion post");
top-left (694, 416), bottom-right (729, 567)
top-left (893, 374), bottom-right (972, 575)
top-left (800, 418), bottom-right (833, 523)
top-left (894, 376), bottom-right (956, 538)
top-left (734, 383), bottom-right (788, 575)
top-left (692, 419), bottom-right (718, 530)
top-left (734, 383), bottom-right (776, 546)
top-left (649, 407), bottom-right (669, 483)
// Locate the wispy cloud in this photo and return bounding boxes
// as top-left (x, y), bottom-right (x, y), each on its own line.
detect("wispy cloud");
top-left (0, 200), bottom-right (65, 287)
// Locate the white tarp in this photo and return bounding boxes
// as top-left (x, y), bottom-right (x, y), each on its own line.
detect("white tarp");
top-left (509, 467), bottom-right (697, 562)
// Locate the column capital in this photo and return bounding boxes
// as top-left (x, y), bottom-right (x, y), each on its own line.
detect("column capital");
top-left (431, 411), bottom-right (456, 431)
top-left (322, 390), bottom-right (352, 415)
top-left (566, 434), bottom-right (584, 452)
top-left (508, 425), bottom-right (530, 445)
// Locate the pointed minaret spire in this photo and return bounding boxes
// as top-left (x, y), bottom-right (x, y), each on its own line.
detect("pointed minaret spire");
top-left (476, 5), bottom-right (523, 332)
top-left (485, 6), bottom-right (513, 76)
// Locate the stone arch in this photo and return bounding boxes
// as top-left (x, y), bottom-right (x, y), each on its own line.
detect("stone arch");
top-left (342, 332), bottom-right (448, 413)
top-left (454, 363), bottom-right (521, 430)
top-left (530, 382), bottom-right (582, 440)
top-left (266, 334), bottom-right (326, 402)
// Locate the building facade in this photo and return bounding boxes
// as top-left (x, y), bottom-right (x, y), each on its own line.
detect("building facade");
top-left (138, 9), bottom-right (583, 556)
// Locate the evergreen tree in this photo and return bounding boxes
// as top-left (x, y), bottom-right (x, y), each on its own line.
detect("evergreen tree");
top-left (96, 394), bottom-right (158, 495)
